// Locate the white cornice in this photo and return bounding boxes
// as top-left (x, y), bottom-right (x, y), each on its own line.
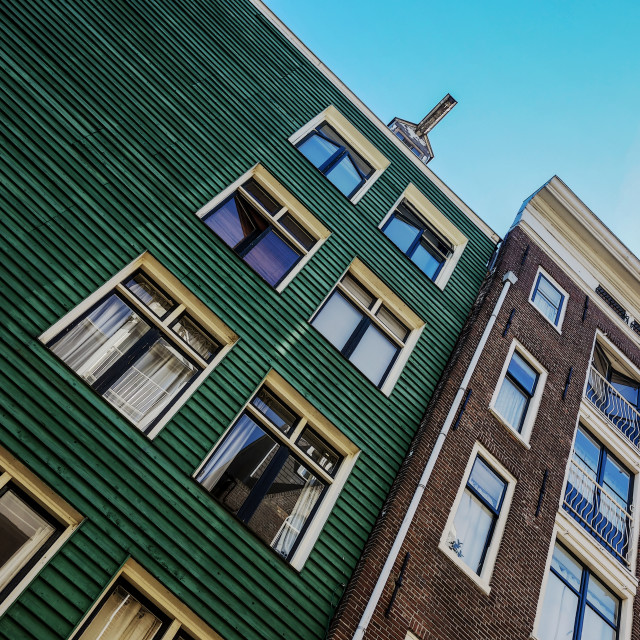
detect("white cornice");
top-left (251, 0), bottom-right (500, 244)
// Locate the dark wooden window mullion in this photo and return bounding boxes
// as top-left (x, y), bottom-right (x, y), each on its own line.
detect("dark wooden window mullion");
top-left (342, 317), bottom-right (372, 358)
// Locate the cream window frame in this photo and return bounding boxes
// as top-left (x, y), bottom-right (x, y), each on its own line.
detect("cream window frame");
top-left (0, 446), bottom-right (83, 617)
top-left (310, 258), bottom-right (424, 396)
top-left (289, 105), bottom-right (390, 204)
top-left (489, 339), bottom-right (548, 448)
top-left (195, 163), bottom-right (330, 292)
top-left (528, 266), bottom-right (569, 332)
top-left (69, 557), bottom-right (223, 640)
top-left (530, 525), bottom-right (635, 640)
top-left (39, 252), bottom-right (238, 439)
top-left (193, 369), bottom-right (359, 571)
top-left (379, 183), bottom-right (468, 290)
top-left (438, 442), bottom-right (516, 595)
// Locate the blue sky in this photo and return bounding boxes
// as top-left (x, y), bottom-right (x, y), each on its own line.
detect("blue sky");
top-left (265, 0), bottom-right (640, 254)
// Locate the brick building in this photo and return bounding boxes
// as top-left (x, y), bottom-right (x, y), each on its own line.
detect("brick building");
top-left (329, 176), bottom-right (640, 640)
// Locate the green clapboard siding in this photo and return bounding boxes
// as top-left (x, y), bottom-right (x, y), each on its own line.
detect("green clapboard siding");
top-left (0, 0), bottom-right (496, 638)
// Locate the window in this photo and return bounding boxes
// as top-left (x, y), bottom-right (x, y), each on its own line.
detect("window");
top-left (378, 183), bottom-right (468, 290)
top-left (537, 543), bottom-right (620, 640)
top-left (0, 446), bottom-right (82, 615)
top-left (71, 559), bottom-right (221, 640)
top-left (289, 105), bottom-right (390, 203)
top-left (530, 268), bottom-right (567, 328)
top-left (439, 443), bottom-right (515, 592)
top-left (40, 253), bottom-right (237, 438)
top-left (564, 425), bottom-right (632, 565)
top-left (490, 340), bottom-right (547, 444)
top-left (196, 165), bottom-right (329, 290)
top-left (310, 259), bottom-right (424, 392)
top-left (194, 371), bottom-right (358, 568)
top-left (382, 199), bottom-right (453, 281)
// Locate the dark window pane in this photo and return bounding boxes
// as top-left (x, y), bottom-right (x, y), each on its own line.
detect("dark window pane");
top-left (242, 228), bottom-right (301, 286)
top-left (279, 213), bottom-right (316, 251)
top-left (325, 154), bottom-right (362, 197)
top-left (0, 490), bottom-right (56, 592)
top-left (171, 315), bottom-right (220, 362)
top-left (574, 427), bottom-right (601, 479)
top-left (251, 387), bottom-right (298, 435)
top-left (247, 455), bottom-right (325, 559)
top-left (468, 457), bottom-right (506, 511)
top-left (205, 193), bottom-right (267, 249)
top-left (384, 214), bottom-right (421, 253)
top-left (50, 295), bottom-right (150, 384)
top-left (102, 338), bottom-right (198, 428)
top-left (196, 414), bottom-right (280, 515)
top-left (349, 324), bottom-right (398, 386)
top-left (241, 178), bottom-right (281, 216)
top-left (312, 292), bottom-right (364, 351)
top-left (298, 133), bottom-right (340, 168)
top-left (610, 370), bottom-right (640, 406)
top-left (317, 124), bottom-right (373, 177)
top-left (411, 242), bottom-right (443, 280)
top-left (77, 584), bottom-right (164, 640)
top-left (508, 352), bottom-right (538, 394)
top-left (123, 273), bottom-right (175, 317)
top-left (296, 428), bottom-right (342, 475)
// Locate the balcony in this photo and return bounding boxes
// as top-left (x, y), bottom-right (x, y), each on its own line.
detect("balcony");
top-left (563, 458), bottom-right (632, 566)
top-left (586, 365), bottom-right (640, 452)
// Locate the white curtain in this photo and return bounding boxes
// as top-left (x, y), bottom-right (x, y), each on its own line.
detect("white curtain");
top-left (78, 586), bottom-right (162, 640)
top-left (0, 491), bottom-right (55, 591)
top-left (271, 477), bottom-right (323, 558)
top-left (51, 295), bottom-right (148, 383)
top-left (103, 339), bottom-right (196, 428)
top-left (451, 490), bottom-right (493, 573)
top-left (536, 572), bottom-right (578, 640)
top-left (196, 416), bottom-right (264, 491)
top-left (494, 379), bottom-right (527, 429)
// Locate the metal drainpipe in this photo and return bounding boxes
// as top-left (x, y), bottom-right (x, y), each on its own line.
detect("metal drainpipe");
top-left (353, 270), bottom-right (518, 640)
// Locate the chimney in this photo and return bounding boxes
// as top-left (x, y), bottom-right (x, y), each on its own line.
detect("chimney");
top-left (415, 94), bottom-right (457, 136)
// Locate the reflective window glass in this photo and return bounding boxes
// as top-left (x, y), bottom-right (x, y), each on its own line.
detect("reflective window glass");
top-left (508, 352), bottom-right (538, 394)
top-left (251, 388), bottom-right (298, 435)
top-left (296, 429), bottom-right (342, 476)
top-left (348, 324), bottom-right (398, 386)
top-left (312, 292), bottom-right (364, 352)
top-left (468, 457), bottom-right (506, 512)
top-left (242, 228), bottom-right (301, 286)
top-left (171, 315), bottom-right (220, 362)
top-left (124, 273), bottom-right (175, 317)
top-left (532, 274), bottom-right (564, 325)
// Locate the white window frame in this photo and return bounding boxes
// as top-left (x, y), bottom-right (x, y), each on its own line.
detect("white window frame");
top-left (69, 557), bottom-right (223, 640)
top-left (438, 442), bottom-right (516, 594)
top-left (195, 163), bottom-right (331, 293)
top-left (193, 369), bottom-right (359, 571)
top-left (289, 105), bottom-right (390, 204)
top-left (309, 258), bottom-right (424, 396)
top-left (0, 446), bottom-right (83, 617)
top-left (489, 339), bottom-right (548, 448)
top-left (379, 183), bottom-right (468, 290)
top-left (530, 526), bottom-right (635, 640)
top-left (529, 266), bottom-right (569, 332)
top-left (39, 252), bottom-right (238, 439)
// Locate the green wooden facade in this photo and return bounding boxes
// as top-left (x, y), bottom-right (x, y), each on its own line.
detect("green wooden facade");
top-left (0, 1), bottom-right (497, 639)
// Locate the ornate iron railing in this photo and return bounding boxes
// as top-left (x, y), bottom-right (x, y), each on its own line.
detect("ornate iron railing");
top-left (563, 458), bottom-right (632, 566)
top-left (586, 366), bottom-right (640, 451)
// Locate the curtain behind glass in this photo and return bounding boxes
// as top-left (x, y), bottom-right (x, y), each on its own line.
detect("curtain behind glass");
top-left (78, 586), bottom-right (163, 640)
top-left (537, 572), bottom-right (578, 640)
top-left (0, 491), bottom-right (55, 591)
top-left (494, 378), bottom-right (527, 430)
top-left (103, 339), bottom-right (197, 428)
top-left (50, 295), bottom-right (149, 384)
top-left (451, 491), bottom-right (493, 573)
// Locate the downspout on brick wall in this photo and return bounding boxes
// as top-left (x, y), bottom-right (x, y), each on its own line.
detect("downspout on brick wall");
top-left (353, 270), bottom-right (518, 640)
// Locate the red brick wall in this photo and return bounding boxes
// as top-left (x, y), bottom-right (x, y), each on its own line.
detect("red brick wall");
top-left (329, 225), bottom-right (640, 640)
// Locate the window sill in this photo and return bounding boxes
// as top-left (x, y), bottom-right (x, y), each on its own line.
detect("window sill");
top-left (488, 406), bottom-right (532, 450)
top-left (437, 540), bottom-right (492, 595)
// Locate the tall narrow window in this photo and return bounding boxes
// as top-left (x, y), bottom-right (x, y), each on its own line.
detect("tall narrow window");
top-left (448, 456), bottom-right (507, 574)
top-left (382, 200), bottom-right (453, 281)
top-left (296, 123), bottom-right (374, 198)
top-left (531, 271), bottom-right (566, 327)
top-left (311, 273), bottom-right (413, 388)
top-left (0, 485), bottom-right (61, 603)
top-left (564, 425), bottom-right (632, 565)
top-left (494, 351), bottom-right (539, 432)
top-left (537, 544), bottom-right (620, 640)
top-left (41, 255), bottom-right (235, 437)
top-left (195, 381), bottom-right (350, 563)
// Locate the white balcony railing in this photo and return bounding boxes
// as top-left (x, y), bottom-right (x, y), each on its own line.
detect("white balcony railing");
top-left (563, 458), bottom-right (632, 566)
top-left (586, 366), bottom-right (640, 452)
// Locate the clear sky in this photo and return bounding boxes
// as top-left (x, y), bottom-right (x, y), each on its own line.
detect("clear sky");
top-left (265, 0), bottom-right (640, 254)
